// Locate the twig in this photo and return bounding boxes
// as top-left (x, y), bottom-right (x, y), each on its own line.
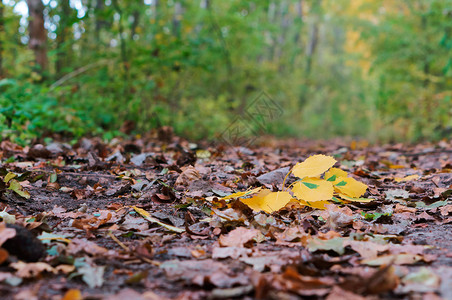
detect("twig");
top-left (50, 60), bottom-right (108, 90)
top-left (107, 231), bottom-right (130, 252)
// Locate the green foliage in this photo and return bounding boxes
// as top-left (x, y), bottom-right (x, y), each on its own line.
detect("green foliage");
top-left (0, 0), bottom-right (451, 143)
top-left (0, 79), bottom-right (105, 144)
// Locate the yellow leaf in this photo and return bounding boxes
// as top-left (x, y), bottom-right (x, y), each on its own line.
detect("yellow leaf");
top-left (298, 199), bottom-right (330, 209)
top-left (388, 164), bottom-right (406, 169)
top-left (240, 189), bottom-right (271, 211)
top-left (62, 289), bottom-right (82, 300)
top-left (292, 178), bottom-right (334, 202)
top-left (262, 192), bottom-right (293, 213)
top-left (133, 206), bottom-right (185, 233)
top-left (241, 190), bottom-right (292, 213)
top-left (222, 187), bottom-right (262, 201)
top-left (334, 177), bottom-right (367, 198)
top-left (292, 155), bottom-right (337, 179)
top-left (324, 168), bottom-right (348, 184)
top-left (338, 193), bottom-right (375, 203)
top-left (394, 174), bottom-right (419, 182)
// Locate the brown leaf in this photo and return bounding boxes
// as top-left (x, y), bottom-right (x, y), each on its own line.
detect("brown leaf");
top-left (219, 227), bottom-right (260, 247)
top-left (0, 248), bottom-right (9, 264)
top-left (326, 286), bottom-right (366, 300)
top-left (0, 223), bottom-right (16, 247)
top-left (11, 261), bottom-right (56, 278)
top-left (175, 166), bottom-right (201, 186)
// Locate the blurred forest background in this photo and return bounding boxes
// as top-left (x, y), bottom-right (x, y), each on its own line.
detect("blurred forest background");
top-left (0, 0), bottom-right (451, 145)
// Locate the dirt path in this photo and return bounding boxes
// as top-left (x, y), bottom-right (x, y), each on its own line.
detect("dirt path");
top-left (0, 137), bottom-right (451, 299)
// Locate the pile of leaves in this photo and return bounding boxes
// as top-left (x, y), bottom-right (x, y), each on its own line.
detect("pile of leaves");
top-left (0, 135), bottom-right (451, 299)
top-left (235, 154), bottom-right (371, 213)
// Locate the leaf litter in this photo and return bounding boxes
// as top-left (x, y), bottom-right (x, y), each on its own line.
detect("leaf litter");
top-left (0, 135), bottom-right (451, 299)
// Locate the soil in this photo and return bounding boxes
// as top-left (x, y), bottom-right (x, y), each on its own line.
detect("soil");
top-left (0, 136), bottom-right (451, 299)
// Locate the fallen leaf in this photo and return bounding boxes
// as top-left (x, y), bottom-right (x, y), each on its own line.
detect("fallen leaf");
top-left (326, 286), bottom-right (366, 300)
top-left (385, 189), bottom-right (409, 201)
top-left (222, 187), bottom-right (262, 201)
top-left (361, 253), bottom-right (423, 266)
top-left (0, 209), bottom-right (15, 224)
top-left (241, 190), bottom-right (292, 213)
top-left (175, 166), bottom-right (201, 186)
top-left (8, 179), bottom-right (31, 199)
top-left (62, 289), bottom-right (82, 300)
top-left (399, 267), bottom-right (440, 293)
top-left (334, 177), bottom-right (368, 198)
top-left (133, 206), bottom-right (185, 233)
top-left (346, 240), bottom-right (389, 259)
top-left (0, 223), bottom-right (16, 246)
top-left (77, 263), bottom-right (105, 288)
top-left (394, 174), bottom-right (420, 182)
top-left (324, 167), bottom-right (348, 183)
top-left (219, 227), bottom-right (260, 247)
top-left (292, 178), bottom-right (334, 202)
top-left (212, 247), bottom-right (251, 259)
top-left (292, 155), bottom-right (337, 179)
top-left (307, 237), bottom-right (346, 255)
top-left (0, 248), bottom-right (8, 264)
top-left (11, 261), bottom-right (55, 278)
top-left (337, 194), bottom-right (375, 203)
top-left (298, 199), bottom-right (331, 209)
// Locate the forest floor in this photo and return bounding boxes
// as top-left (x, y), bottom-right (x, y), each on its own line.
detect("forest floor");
top-left (0, 133), bottom-right (451, 300)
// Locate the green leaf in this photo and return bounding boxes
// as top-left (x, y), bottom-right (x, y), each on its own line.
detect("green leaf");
top-left (49, 173), bottom-right (58, 183)
top-left (361, 211), bottom-right (392, 221)
top-left (4, 172), bottom-right (16, 183)
top-left (7, 179), bottom-right (30, 199)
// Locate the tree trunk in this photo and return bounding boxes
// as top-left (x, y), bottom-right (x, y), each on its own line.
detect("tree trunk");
top-left (27, 0), bottom-right (48, 73)
top-left (56, 0), bottom-right (72, 77)
top-left (130, 10), bottom-right (140, 40)
top-left (0, 2), bottom-right (4, 78)
top-left (289, 0), bottom-right (303, 69)
top-left (305, 0), bottom-right (322, 76)
top-left (95, 0), bottom-right (107, 43)
top-left (172, 1), bottom-right (183, 38)
top-left (111, 0), bottom-right (130, 93)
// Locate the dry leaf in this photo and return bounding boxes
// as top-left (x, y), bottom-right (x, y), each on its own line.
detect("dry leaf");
top-left (133, 206), bottom-right (185, 233)
top-left (175, 166), bottom-right (201, 186)
top-left (62, 289), bottom-right (82, 300)
top-left (394, 174), bottom-right (419, 182)
top-left (11, 261), bottom-right (56, 278)
top-left (0, 223), bottom-right (16, 247)
top-left (222, 187), bottom-right (262, 201)
top-left (337, 194), bottom-right (375, 203)
top-left (219, 227), bottom-right (260, 247)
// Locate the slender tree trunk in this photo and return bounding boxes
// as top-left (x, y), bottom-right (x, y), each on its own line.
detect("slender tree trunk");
top-left (56, 0), bottom-right (72, 77)
top-left (111, 0), bottom-right (130, 92)
top-left (130, 10), bottom-right (140, 40)
top-left (289, 0), bottom-right (303, 69)
top-left (172, 1), bottom-right (182, 38)
top-left (26, 0), bottom-right (48, 73)
top-left (277, 0), bottom-right (290, 71)
top-left (267, 2), bottom-right (276, 61)
top-left (0, 2), bottom-right (4, 78)
top-left (305, 0), bottom-right (322, 76)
